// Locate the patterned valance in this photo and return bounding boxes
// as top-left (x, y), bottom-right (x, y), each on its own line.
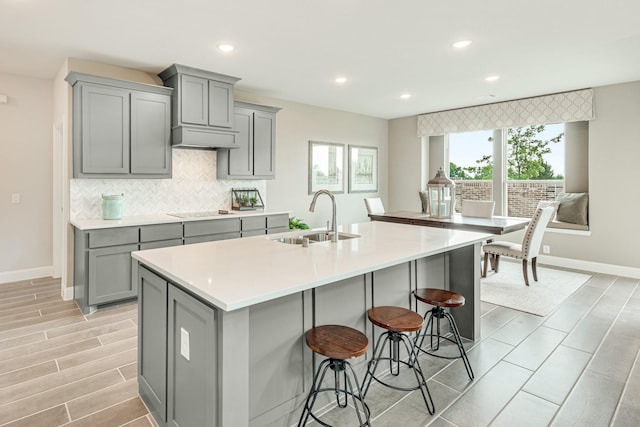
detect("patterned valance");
top-left (417, 89), bottom-right (594, 137)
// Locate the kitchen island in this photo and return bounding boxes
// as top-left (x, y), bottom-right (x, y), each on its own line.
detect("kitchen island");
top-left (132, 220), bottom-right (491, 427)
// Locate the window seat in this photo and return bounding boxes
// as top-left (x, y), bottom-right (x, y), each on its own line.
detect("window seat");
top-left (547, 220), bottom-right (589, 232)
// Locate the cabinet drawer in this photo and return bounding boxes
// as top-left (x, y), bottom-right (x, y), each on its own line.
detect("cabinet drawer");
top-left (88, 227), bottom-right (139, 248)
top-left (140, 239), bottom-right (183, 250)
top-left (183, 218), bottom-right (240, 237)
top-left (184, 232), bottom-right (240, 245)
top-left (266, 214), bottom-right (289, 230)
top-left (242, 229), bottom-right (265, 238)
top-left (241, 216), bottom-right (266, 231)
top-left (266, 226), bottom-right (289, 235)
top-left (140, 223), bottom-right (183, 242)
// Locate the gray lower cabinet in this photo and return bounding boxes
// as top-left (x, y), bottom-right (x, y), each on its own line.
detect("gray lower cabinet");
top-left (138, 266), bottom-right (168, 425)
top-left (241, 213), bottom-right (289, 237)
top-left (183, 218), bottom-right (241, 244)
top-left (139, 223), bottom-right (183, 250)
top-left (88, 243), bottom-right (139, 305)
top-left (65, 72), bottom-right (173, 179)
top-left (217, 102), bottom-right (281, 180)
top-left (167, 284), bottom-right (217, 427)
top-left (75, 226), bottom-right (139, 313)
top-left (267, 214), bottom-right (289, 234)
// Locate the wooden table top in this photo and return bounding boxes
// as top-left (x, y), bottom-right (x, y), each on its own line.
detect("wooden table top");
top-left (368, 211), bottom-right (529, 235)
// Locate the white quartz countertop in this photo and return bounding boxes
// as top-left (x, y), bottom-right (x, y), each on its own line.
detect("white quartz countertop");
top-left (131, 221), bottom-right (491, 312)
top-left (70, 211), bottom-right (290, 230)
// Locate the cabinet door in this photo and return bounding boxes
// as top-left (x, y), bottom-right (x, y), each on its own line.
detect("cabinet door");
top-left (130, 91), bottom-right (172, 176)
top-left (208, 80), bottom-right (234, 128)
top-left (88, 243), bottom-right (139, 305)
top-left (138, 267), bottom-right (168, 424)
top-left (227, 107), bottom-right (253, 177)
top-left (167, 285), bottom-right (217, 427)
top-left (180, 75), bottom-right (208, 125)
top-left (80, 84), bottom-right (130, 174)
top-left (253, 110), bottom-right (276, 178)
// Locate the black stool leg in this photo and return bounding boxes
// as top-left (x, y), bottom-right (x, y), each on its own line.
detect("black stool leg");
top-left (444, 311), bottom-right (474, 380)
top-left (362, 331), bottom-right (435, 415)
top-left (414, 307), bottom-right (474, 382)
top-left (298, 358), bottom-right (371, 427)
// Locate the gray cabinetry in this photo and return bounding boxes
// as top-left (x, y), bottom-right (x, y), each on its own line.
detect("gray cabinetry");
top-left (241, 213), bottom-right (289, 237)
top-left (74, 226), bottom-right (140, 313)
top-left (183, 218), bottom-right (241, 244)
top-left (217, 102), bottom-right (281, 180)
top-left (159, 64), bottom-right (240, 148)
top-left (138, 266), bottom-right (168, 425)
top-left (167, 284), bottom-right (218, 427)
top-left (65, 72), bottom-right (172, 179)
top-left (267, 214), bottom-right (289, 234)
top-left (139, 223), bottom-right (183, 250)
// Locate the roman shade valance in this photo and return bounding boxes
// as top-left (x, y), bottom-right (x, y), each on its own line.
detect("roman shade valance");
top-left (417, 88), bottom-right (594, 137)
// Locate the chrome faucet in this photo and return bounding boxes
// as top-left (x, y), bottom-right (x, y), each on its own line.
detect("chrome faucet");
top-left (309, 189), bottom-right (337, 242)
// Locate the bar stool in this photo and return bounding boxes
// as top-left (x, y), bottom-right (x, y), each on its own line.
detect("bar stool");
top-left (413, 288), bottom-right (474, 380)
top-left (361, 306), bottom-right (435, 415)
top-left (298, 325), bottom-right (371, 427)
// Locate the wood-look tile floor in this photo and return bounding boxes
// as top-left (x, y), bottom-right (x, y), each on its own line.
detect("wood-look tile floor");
top-left (1, 270), bottom-right (639, 426)
top-left (0, 277), bottom-right (154, 427)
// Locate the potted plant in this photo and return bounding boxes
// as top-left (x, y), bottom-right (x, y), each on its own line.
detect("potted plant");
top-left (289, 217), bottom-right (310, 230)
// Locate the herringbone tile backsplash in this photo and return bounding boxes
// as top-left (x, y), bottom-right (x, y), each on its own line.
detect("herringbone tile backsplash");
top-left (70, 150), bottom-right (267, 219)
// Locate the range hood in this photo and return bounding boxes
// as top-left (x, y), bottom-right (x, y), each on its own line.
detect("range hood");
top-left (171, 125), bottom-right (239, 150)
top-left (159, 63), bottom-right (241, 150)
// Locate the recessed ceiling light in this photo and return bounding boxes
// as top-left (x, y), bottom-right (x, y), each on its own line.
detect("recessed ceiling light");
top-left (453, 40), bottom-right (472, 49)
top-left (485, 75), bottom-right (500, 82)
top-left (335, 76), bottom-right (348, 84)
top-left (400, 93), bottom-right (411, 100)
top-left (218, 44), bottom-right (235, 53)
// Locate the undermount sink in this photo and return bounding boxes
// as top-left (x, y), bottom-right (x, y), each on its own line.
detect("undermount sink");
top-left (270, 231), bottom-right (361, 245)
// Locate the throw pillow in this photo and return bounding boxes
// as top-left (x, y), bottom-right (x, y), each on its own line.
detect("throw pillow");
top-left (556, 193), bottom-right (589, 225)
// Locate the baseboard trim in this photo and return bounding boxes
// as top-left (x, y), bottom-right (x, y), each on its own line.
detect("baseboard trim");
top-left (538, 255), bottom-right (640, 279)
top-left (62, 286), bottom-right (74, 301)
top-left (0, 266), bottom-right (55, 284)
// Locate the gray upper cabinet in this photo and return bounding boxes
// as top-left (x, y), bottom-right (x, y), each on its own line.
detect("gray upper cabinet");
top-left (217, 102), bottom-right (281, 180)
top-left (158, 64), bottom-right (241, 149)
top-left (66, 72), bottom-right (173, 179)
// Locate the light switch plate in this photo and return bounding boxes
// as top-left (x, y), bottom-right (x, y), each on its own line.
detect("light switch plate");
top-left (180, 327), bottom-right (190, 361)
top-left (0, 94), bottom-right (7, 104)
top-left (11, 193), bottom-right (20, 204)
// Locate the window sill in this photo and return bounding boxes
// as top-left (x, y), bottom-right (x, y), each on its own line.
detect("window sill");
top-left (546, 224), bottom-right (591, 236)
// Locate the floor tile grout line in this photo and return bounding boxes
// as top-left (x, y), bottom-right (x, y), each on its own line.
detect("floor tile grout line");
top-left (60, 379), bottom-right (139, 424)
top-left (610, 338), bottom-right (640, 425)
top-left (545, 276), bottom-right (636, 426)
top-left (0, 364), bottom-right (129, 416)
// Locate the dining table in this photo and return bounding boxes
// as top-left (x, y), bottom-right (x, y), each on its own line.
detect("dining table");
top-left (368, 210), bottom-right (530, 235)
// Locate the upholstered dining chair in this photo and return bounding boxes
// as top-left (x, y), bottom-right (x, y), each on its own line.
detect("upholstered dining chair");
top-left (482, 206), bottom-right (555, 286)
top-left (461, 199), bottom-right (495, 218)
top-left (364, 197), bottom-right (385, 215)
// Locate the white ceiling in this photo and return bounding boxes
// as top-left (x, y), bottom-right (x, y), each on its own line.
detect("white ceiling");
top-left (2, 0), bottom-right (640, 119)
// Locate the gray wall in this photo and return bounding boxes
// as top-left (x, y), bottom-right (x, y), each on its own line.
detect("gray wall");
top-left (0, 72), bottom-right (53, 279)
top-left (236, 90), bottom-right (389, 229)
top-left (388, 80), bottom-right (640, 272)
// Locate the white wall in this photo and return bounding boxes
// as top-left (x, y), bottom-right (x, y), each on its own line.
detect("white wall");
top-left (236, 90), bottom-right (389, 229)
top-left (0, 72), bottom-right (53, 281)
top-left (388, 80), bottom-right (640, 274)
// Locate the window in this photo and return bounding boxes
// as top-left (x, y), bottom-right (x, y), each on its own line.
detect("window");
top-left (449, 123), bottom-right (565, 217)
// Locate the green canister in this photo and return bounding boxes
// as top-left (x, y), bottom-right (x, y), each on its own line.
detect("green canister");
top-left (102, 193), bottom-right (124, 220)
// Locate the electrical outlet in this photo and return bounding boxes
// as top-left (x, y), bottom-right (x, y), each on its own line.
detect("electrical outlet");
top-left (11, 193), bottom-right (20, 204)
top-left (543, 245), bottom-right (550, 254)
top-left (180, 327), bottom-right (190, 361)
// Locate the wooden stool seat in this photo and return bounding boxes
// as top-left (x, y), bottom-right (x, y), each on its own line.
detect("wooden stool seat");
top-left (305, 325), bottom-right (368, 360)
top-left (300, 325), bottom-right (371, 426)
top-left (414, 288), bottom-right (465, 308)
top-left (367, 306), bottom-right (423, 333)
